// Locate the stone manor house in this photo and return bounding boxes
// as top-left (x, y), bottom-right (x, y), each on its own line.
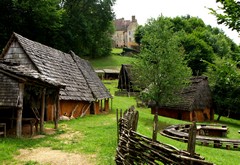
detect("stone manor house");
top-left (112, 15), bottom-right (138, 48)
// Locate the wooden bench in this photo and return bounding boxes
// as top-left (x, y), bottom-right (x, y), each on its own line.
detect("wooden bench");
top-left (0, 123), bottom-right (6, 137)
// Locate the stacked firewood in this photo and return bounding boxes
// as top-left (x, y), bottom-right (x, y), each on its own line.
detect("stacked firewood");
top-left (115, 107), bottom-right (214, 165)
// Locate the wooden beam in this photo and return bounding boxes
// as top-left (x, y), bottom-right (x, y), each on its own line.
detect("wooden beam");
top-left (16, 83), bottom-right (24, 138)
top-left (40, 88), bottom-right (46, 133)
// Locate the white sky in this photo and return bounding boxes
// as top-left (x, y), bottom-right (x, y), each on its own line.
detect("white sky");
top-left (113, 0), bottom-right (240, 44)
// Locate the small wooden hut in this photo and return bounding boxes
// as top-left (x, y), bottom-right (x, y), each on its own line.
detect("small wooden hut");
top-left (0, 61), bottom-right (64, 137)
top-left (0, 33), bottom-right (112, 130)
top-left (151, 76), bottom-right (214, 122)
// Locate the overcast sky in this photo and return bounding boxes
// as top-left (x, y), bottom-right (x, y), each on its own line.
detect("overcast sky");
top-left (113, 0), bottom-right (240, 44)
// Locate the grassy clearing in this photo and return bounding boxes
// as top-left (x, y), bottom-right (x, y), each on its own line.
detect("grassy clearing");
top-left (0, 82), bottom-right (240, 165)
top-left (111, 48), bottom-right (123, 54)
top-left (88, 49), bottom-right (135, 70)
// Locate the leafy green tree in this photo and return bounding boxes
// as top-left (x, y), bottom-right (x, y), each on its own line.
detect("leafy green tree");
top-left (134, 25), bottom-right (144, 45)
top-left (180, 32), bottom-right (215, 76)
top-left (135, 16), bottom-right (240, 75)
top-left (206, 59), bottom-right (240, 121)
top-left (171, 15), bottom-right (206, 34)
top-left (210, 0), bottom-right (240, 32)
top-left (0, 0), bottom-right (62, 50)
top-left (0, 0), bottom-right (116, 58)
top-left (194, 26), bottom-right (240, 61)
top-left (132, 16), bottom-right (192, 106)
top-left (61, 0), bottom-right (115, 57)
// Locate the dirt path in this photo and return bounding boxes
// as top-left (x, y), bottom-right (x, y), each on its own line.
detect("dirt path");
top-left (15, 147), bottom-right (95, 165)
top-left (14, 127), bottom-right (96, 165)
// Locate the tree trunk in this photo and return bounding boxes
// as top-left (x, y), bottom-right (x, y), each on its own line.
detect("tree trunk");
top-left (217, 114), bottom-right (222, 121)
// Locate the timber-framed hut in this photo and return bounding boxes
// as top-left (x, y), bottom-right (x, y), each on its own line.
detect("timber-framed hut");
top-left (0, 33), bottom-right (112, 137)
top-left (151, 76), bottom-right (214, 122)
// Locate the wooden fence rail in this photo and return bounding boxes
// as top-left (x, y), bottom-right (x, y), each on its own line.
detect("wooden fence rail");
top-left (161, 124), bottom-right (240, 150)
top-left (115, 107), bottom-right (214, 165)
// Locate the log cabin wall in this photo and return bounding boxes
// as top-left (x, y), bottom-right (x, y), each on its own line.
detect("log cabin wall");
top-left (151, 108), bottom-right (211, 122)
top-left (151, 108), bottom-right (190, 120)
top-left (59, 100), bottom-right (90, 118)
top-left (192, 108), bottom-right (212, 121)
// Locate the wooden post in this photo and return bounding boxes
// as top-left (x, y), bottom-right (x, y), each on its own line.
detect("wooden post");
top-left (54, 91), bottom-right (60, 129)
top-left (152, 111), bottom-right (158, 142)
top-left (53, 97), bottom-right (58, 129)
top-left (187, 121), bottom-right (197, 164)
top-left (54, 90), bottom-right (60, 129)
top-left (16, 83), bottom-right (24, 138)
top-left (40, 88), bottom-right (46, 133)
top-left (104, 99), bottom-right (109, 112)
top-left (116, 109), bottom-right (119, 143)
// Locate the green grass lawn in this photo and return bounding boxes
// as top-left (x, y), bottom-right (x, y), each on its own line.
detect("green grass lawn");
top-left (0, 79), bottom-right (240, 164)
top-left (88, 49), bottom-right (135, 70)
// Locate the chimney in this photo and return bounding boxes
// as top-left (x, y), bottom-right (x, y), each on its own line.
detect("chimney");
top-left (132, 15), bottom-right (136, 22)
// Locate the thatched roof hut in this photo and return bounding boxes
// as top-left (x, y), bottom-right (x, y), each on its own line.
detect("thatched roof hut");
top-left (151, 76), bottom-right (214, 122)
top-left (118, 64), bottom-right (135, 92)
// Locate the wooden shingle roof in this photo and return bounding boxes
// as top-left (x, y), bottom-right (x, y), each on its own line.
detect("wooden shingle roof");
top-left (0, 62), bottom-right (64, 108)
top-left (1, 33), bottom-right (111, 102)
top-left (0, 61), bottom-right (64, 87)
top-left (71, 52), bottom-right (112, 100)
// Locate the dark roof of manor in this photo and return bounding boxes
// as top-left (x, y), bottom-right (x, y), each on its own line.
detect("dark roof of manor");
top-left (0, 33), bottom-right (111, 102)
top-left (114, 18), bottom-right (131, 31)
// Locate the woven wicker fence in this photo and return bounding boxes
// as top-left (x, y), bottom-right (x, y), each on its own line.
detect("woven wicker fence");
top-left (115, 107), bottom-right (214, 165)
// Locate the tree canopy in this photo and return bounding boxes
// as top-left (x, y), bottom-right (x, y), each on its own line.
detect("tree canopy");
top-left (135, 15), bottom-right (240, 76)
top-left (0, 0), bottom-right (116, 58)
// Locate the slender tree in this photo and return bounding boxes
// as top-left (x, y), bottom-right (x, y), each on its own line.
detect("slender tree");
top-left (132, 16), bottom-right (192, 107)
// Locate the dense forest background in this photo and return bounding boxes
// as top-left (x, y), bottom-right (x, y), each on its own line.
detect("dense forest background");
top-left (0, 0), bottom-right (116, 58)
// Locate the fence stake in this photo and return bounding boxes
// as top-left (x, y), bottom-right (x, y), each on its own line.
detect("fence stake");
top-left (187, 121), bottom-right (197, 165)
